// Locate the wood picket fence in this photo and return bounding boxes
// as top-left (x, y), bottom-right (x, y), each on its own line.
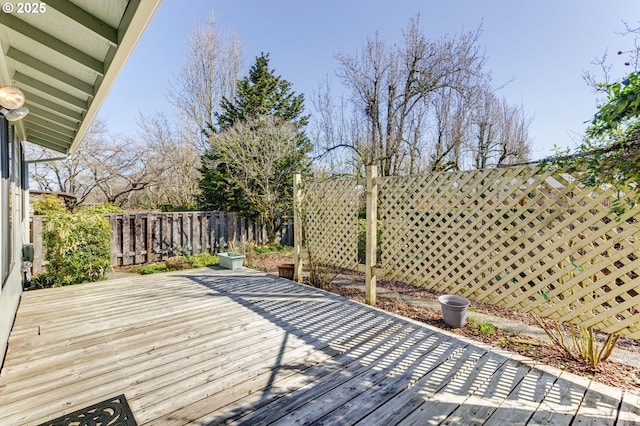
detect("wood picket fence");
top-left (295, 165), bottom-right (640, 339)
top-left (31, 211), bottom-right (293, 271)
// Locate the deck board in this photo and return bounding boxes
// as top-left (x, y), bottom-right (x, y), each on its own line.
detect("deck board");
top-left (0, 267), bottom-right (636, 425)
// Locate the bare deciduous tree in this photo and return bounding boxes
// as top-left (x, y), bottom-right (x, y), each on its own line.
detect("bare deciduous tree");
top-left (313, 15), bottom-right (532, 176)
top-left (30, 15), bottom-right (245, 211)
top-left (205, 115), bottom-right (298, 242)
top-left (166, 12), bottom-right (243, 152)
top-left (28, 119), bottom-right (151, 209)
top-left (334, 16), bottom-right (488, 176)
top-left (469, 90), bottom-right (532, 169)
top-left (427, 86), bottom-right (473, 172)
top-left (310, 78), bottom-right (367, 176)
top-left (134, 112), bottom-right (201, 209)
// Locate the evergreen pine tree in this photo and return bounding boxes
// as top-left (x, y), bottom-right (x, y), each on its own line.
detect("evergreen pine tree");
top-left (199, 53), bottom-right (311, 232)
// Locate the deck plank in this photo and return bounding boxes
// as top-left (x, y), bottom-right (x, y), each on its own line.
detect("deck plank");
top-left (618, 391), bottom-right (640, 425)
top-left (0, 267), bottom-right (634, 426)
top-left (267, 331), bottom-right (462, 425)
top-left (417, 356), bottom-right (533, 424)
top-left (527, 371), bottom-right (590, 426)
top-left (160, 318), bottom-right (405, 425)
top-left (318, 343), bottom-right (485, 425)
top-left (202, 321), bottom-right (417, 425)
top-left (481, 367), bottom-right (558, 425)
top-left (573, 380), bottom-right (624, 425)
top-left (365, 348), bottom-right (506, 425)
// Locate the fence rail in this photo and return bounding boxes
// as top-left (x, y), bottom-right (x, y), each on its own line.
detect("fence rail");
top-left (31, 211), bottom-right (293, 271)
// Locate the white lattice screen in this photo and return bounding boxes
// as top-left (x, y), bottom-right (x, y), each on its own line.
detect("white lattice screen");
top-left (301, 178), bottom-right (360, 271)
top-left (378, 165), bottom-right (640, 338)
top-left (297, 165), bottom-right (640, 338)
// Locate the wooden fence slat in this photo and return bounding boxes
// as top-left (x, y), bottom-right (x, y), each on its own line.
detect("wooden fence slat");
top-left (211, 212), bottom-right (218, 253)
top-left (170, 214), bottom-right (177, 255)
top-left (187, 213), bottom-right (192, 253)
top-left (122, 214), bottom-right (131, 266)
top-left (219, 212), bottom-right (226, 250)
top-left (146, 213), bottom-right (153, 264)
top-left (134, 214), bottom-right (144, 264)
top-left (161, 213), bottom-right (170, 258)
top-left (229, 212), bottom-right (236, 249)
top-left (196, 213), bottom-right (203, 254)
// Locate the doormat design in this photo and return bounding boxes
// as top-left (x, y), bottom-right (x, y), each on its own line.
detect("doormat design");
top-left (38, 394), bottom-right (137, 426)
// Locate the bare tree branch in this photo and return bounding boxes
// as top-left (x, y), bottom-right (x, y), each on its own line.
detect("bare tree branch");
top-left (166, 12), bottom-right (243, 152)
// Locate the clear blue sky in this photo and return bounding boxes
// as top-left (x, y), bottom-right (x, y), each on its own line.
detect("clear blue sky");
top-left (97, 0), bottom-right (638, 160)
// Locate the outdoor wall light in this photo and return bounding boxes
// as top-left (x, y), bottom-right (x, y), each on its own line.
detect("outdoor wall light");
top-left (1, 106), bottom-right (29, 121)
top-left (0, 86), bottom-right (25, 109)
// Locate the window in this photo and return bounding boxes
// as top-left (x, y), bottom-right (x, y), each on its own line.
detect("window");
top-left (20, 142), bottom-right (27, 220)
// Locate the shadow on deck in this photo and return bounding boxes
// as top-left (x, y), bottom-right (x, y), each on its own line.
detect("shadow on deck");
top-left (0, 268), bottom-right (638, 425)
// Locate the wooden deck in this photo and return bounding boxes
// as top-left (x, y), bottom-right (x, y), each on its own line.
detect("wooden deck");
top-left (0, 268), bottom-right (638, 425)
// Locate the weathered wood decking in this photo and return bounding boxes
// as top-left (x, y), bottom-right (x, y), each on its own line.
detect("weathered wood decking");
top-left (0, 268), bottom-right (638, 425)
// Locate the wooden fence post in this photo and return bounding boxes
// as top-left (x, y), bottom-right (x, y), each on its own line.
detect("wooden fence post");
top-left (365, 165), bottom-right (377, 306)
top-left (145, 212), bottom-right (153, 264)
top-left (31, 216), bottom-right (44, 274)
top-left (293, 172), bottom-right (303, 282)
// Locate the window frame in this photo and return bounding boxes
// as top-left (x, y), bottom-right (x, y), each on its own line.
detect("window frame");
top-left (1, 119), bottom-right (9, 287)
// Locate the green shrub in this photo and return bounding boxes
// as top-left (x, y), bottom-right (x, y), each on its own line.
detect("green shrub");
top-left (165, 256), bottom-right (192, 270)
top-left (133, 253), bottom-right (219, 275)
top-left (160, 203), bottom-right (199, 212)
top-left (185, 252), bottom-right (219, 268)
top-left (135, 264), bottom-right (171, 275)
top-left (479, 322), bottom-right (496, 336)
top-left (32, 194), bottom-right (68, 216)
top-left (42, 213), bottom-right (112, 286)
top-left (77, 203), bottom-right (124, 214)
top-left (357, 218), bottom-right (381, 263)
top-left (249, 243), bottom-right (290, 254)
top-left (29, 272), bottom-right (58, 288)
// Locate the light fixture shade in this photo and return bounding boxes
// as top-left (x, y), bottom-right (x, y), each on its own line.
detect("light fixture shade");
top-left (0, 86), bottom-right (25, 109)
top-left (4, 106), bottom-right (29, 121)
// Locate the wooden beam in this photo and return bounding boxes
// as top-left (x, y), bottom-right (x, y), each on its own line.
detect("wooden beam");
top-left (27, 127), bottom-right (74, 145)
top-left (119, 0), bottom-right (142, 44)
top-left (23, 90), bottom-right (84, 122)
top-left (25, 134), bottom-right (70, 153)
top-left (7, 48), bottom-right (94, 95)
top-left (13, 72), bottom-right (88, 110)
top-left (0, 13), bottom-right (104, 74)
top-left (24, 118), bottom-right (76, 141)
top-left (43, 0), bottom-right (118, 46)
top-left (26, 104), bottom-right (80, 131)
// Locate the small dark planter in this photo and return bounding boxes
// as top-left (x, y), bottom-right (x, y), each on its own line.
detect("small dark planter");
top-left (278, 263), bottom-right (295, 280)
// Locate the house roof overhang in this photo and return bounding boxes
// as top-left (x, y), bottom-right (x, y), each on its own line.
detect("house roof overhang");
top-left (0, 0), bottom-right (162, 154)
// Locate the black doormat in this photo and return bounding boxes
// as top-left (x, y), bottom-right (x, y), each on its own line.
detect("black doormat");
top-left (38, 394), bottom-right (137, 426)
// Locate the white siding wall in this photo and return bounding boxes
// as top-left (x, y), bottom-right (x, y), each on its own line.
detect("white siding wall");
top-left (0, 122), bottom-right (28, 368)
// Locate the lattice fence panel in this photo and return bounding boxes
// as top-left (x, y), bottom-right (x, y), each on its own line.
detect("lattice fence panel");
top-left (302, 178), bottom-right (360, 270)
top-left (378, 165), bottom-right (640, 338)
